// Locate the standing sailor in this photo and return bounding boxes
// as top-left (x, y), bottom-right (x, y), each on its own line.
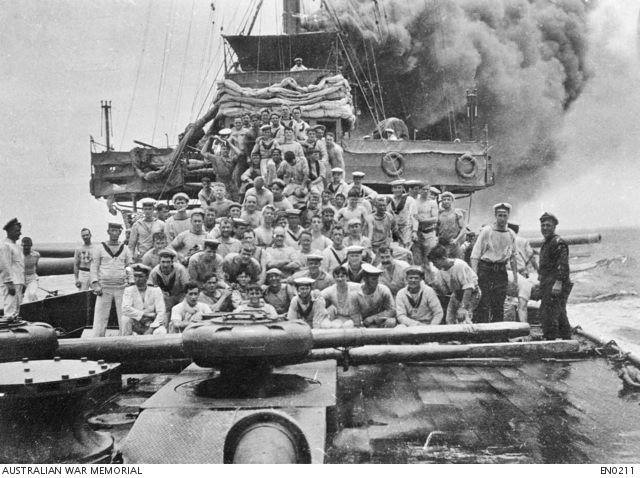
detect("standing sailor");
top-left (129, 197), bottom-right (165, 261)
top-left (90, 222), bottom-right (132, 337)
top-left (412, 183), bottom-right (439, 271)
top-left (21, 237), bottom-right (40, 304)
top-left (1, 219), bottom-right (24, 317)
top-left (164, 192), bottom-right (191, 242)
top-left (470, 203), bottom-right (518, 323)
top-left (538, 212), bottom-right (573, 340)
top-left (437, 191), bottom-right (467, 259)
top-left (387, 179), bottom-right (417, 250)
top-left (74, 228), bottom-right (94, 291)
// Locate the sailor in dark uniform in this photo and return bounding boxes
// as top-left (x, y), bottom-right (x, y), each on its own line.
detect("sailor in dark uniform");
top-left (538, 212), bottom-right (573, 340)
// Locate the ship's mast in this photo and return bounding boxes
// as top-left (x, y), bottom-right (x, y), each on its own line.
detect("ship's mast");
top-left (101, 100), bottom-right (113, 151)
top-left (466, 88), bottom-right (477, 141)
top-left (283, 0), bottom-right (301, 34)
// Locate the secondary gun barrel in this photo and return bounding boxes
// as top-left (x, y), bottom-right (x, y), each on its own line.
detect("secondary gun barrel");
top-left (37, 257), bottom-right (75, 276)
top-left (307, 340), bottom-right (580, 365)
top-left (311, 322), bottom-right (530, 349)
top-left (529, 233), bottom-right (601, 248)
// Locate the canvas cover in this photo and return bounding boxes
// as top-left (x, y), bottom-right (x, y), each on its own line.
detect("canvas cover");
top-left (212, 75), bottom-right (355, 129)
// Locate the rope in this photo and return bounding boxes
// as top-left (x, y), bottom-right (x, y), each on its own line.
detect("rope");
top-left (152, 0), bottom-right (177, 144)
top-left (169, 0), bottom-right (197, 141)
top-left (191, 3), bottom-right (215, 121)
top-left (431, 0), bottom-right (457, 140)
top-left (369, 37), bottom-right (385, 118)
top-left (119, 1), bottom-right (153, 149)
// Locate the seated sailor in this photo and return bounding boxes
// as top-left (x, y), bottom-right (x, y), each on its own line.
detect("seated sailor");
top-left (396, 266), bottom-right (444, 327)
top-left (235, 284), bottom-right (278, 319)
top-left (286, 277), bottom-right (328, 328)
top-left (121, 263), bottom-right (167, 335)
top-left (353, 263), bottom-right (397, 328)
top-left (170, 281), bottom-right (212, 333)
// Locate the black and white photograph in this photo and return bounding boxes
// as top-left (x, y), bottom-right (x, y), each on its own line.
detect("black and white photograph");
top-left (1, 0), bottom-right (639, 467)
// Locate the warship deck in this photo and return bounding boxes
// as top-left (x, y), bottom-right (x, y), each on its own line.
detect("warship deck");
top-left (89, 348), bottom-right (640, 464)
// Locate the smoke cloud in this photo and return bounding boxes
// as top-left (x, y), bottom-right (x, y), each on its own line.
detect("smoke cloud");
top-left (323, 0), bottom-right (592, 208)
top-left (516, 0), bottom-right (640, 230)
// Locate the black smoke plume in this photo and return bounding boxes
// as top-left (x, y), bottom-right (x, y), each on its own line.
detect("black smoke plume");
top-left (322, 0), bottom-right (593, 202)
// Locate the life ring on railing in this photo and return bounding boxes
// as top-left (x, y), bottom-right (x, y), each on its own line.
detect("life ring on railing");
top-left (455, 152), bottom-right (478, 180)
top-left (381, 152), bottom-right (405, 177)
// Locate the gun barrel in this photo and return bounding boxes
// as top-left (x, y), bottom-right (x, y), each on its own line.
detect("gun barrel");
top-left (311, 322), bottom-right (530, 349)
top-left (56, 334), bottom-right (186, 362)
top-left (307, 340), bottom-right (580, 365)
top-left (529, 233), bottom-right (601, 248)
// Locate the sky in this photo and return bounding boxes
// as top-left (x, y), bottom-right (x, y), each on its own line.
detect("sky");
top-left (0, 0), bottom-right (638, 244)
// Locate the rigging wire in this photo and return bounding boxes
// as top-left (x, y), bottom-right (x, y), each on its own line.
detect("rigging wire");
top-left (169, 0), bottom-right (197, 141)
top-left (192, 4), bottom-right (214, 111)
top-left (119, 0), bottom-right (153, 149)
top-left (369, 37), bottom-right (385, 119)
top-left (430, 0), bottom-right (457, 140)
top-left (152, 0), bottom-right (177, 144)
top-left (191, 3), bottom-right (216, 121)
top-left (238, 0), bottom-right (256, 35)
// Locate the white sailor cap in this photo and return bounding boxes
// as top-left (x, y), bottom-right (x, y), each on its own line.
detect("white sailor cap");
top-left (404, 180), bottom-right (424, 187)
top-left (286, 209), bottom-right (302, 216)
top-left (218, 128), bottom-right (232, 136)
top-left (493, 202), bottom-right (512, 212)
top-left (266, 268), bottom-right (283, 277)
top-left (293, 277), bottom-right (315, 286)
top-left (131, 263), bottom-right (152, 274)
top-left (361, 263), bottom-right (383, 275)
top-left (347, 217), bottom-right (362, 226)
top-left (172, 192), bottom-right (189, 203)
top-left (352, 171), bottom-right (365, 178)
top-left (260, 124), bottom-right (272, 131)
top-left (429, 187), bottom-right (441, 194)
top-left (190, 208), bottom-right (205, 218)
top-left (345, 245), bottom-right (365, 254)
top-left (107, 222), bottom-right (123, 230)
top-left (331, 167), bottom-right (344, 174)
top-left (441, 191), bottom-right (454, 199)
top-left (404, 266), bottom-right (424, 278)
top-left (139, 197), bottom-right (156, 207)
top-left (294, 57), bottom-right (303, 62)
top-left (306, 253), bottom-right (324, 262)
top-left (389, 179), bottom-right (406, 187)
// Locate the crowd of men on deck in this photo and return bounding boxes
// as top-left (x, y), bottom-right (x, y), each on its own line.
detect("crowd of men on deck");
top-left (0, 108), bottom-right (573, 343)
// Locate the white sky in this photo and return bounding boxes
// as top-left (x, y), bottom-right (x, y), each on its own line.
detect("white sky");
top-left (0, 0), bottom-right (638, 244)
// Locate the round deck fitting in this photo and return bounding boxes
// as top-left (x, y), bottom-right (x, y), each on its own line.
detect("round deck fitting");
top-left (0, 358), bottom-right (114, 399)
top-left (0, 358), bottom-right (118, 463)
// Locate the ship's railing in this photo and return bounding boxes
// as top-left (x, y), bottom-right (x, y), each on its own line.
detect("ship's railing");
top-left (226, 69), bottom-right (339, 88)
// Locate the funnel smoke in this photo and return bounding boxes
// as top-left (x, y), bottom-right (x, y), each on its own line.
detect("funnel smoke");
top-left (325, 0), bottom-right (592, 205)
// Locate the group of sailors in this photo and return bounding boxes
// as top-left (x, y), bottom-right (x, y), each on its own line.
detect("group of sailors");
top-left (0, 104), bottom-right (572, 342)
top-left (1, 177), bottom-right (570, 342)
